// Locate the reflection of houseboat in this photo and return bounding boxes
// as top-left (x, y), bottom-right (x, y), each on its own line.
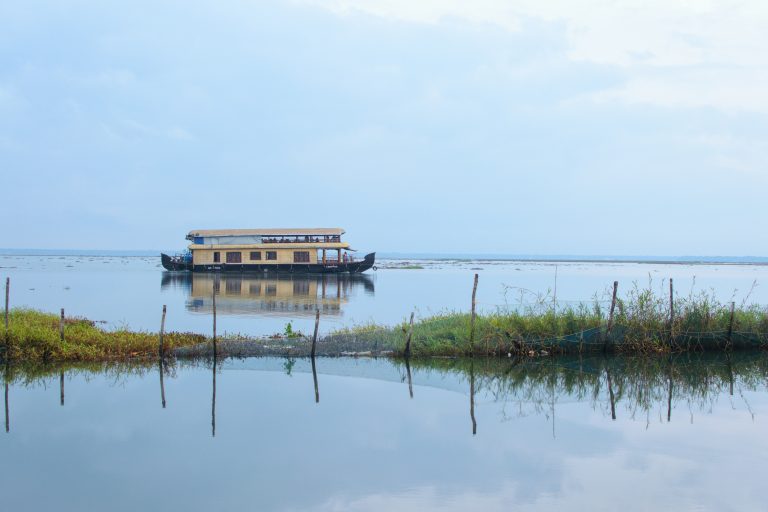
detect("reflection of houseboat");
top-left (161, 272), bottom-right (374, 317)
top-left (161, 228), bottom-right (375, 273)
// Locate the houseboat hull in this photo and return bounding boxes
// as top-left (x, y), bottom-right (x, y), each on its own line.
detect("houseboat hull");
top-left (161, 252), bottom-right (376, 274)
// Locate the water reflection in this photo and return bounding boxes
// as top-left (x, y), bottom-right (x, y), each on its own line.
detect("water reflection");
top-left (3, 354), bottom-right (768, 511)
top-left (3, 352), bottom-right (767, 435)
top-left (161, 272), bottom-right (374, 317)
top-left (211, 359), bottom-right (216, 438)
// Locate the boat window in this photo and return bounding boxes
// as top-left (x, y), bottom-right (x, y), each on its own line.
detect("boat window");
top-left (293, 251), bottom-right (310, 263)
top-left (213, 252), bottom-right (220, 263)
top-left (250, 251), bottom-right (262, 261)
top-left (266, 251), bottom-right (277, 261)
top-left (226, 252), bottom-right (242, 263)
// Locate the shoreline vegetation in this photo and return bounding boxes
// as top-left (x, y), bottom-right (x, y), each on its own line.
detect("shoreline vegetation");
top-left (2, 281), bottom-right (767, 362)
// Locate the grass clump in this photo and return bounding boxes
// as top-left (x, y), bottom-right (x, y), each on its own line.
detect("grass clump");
top-left (325, 282), bottom-right (768, 357)
top-left (1, 308), bottom-right (207, 362)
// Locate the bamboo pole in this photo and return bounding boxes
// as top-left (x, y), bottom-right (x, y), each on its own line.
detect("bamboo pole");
top-left (311, 309), bottom-right (320, 358)
top-left (553, 264), bottom-right (558, 312)
top-left (59, 308), bottom-right (65, 342)
top-left (669, 278), bottom-right (674, 325)
top-left (212, 285), bottom-right (217, 359)
top-left (667, 278), bottom-right (675, 348)
top-left (404, 312), bottom-right (414, 358)
top-left (159, 305), bottom-right (167, 360)
top-left (4, 277), bottom-right (8, 341)
top-left (469, 273), bottom-right (478, 355)
top-left (604, 281), bottom-right (618, 352)
top-left (727, 301), bottom-right (735, 349)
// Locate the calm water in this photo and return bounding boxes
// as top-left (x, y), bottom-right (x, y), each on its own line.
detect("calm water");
top-left (1, 255), bottom-right (767, 336)
top-left (2, 354), bottom-right (767, 511)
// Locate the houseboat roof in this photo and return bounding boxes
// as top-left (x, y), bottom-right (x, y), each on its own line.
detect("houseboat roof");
top-left (187, 228), bottom-right (345, 238)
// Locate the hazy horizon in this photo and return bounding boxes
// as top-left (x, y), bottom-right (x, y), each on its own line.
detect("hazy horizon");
top-left (1, 247), bottom-right (766, 263)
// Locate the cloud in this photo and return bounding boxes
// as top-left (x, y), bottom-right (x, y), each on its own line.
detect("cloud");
top-left (296, 0), bottom-right (522, 31)
top-left (300, 0), bottom-right (768, 113)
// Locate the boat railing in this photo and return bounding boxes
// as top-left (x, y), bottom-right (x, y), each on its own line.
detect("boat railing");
top-left (262, 236), bottom-right (342, 244)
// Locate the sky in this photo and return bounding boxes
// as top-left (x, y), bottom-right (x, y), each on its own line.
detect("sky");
top-left (1, 0), bottom-right (766, 256)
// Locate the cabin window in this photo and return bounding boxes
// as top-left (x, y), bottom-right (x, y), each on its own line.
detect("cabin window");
top-left (213, 252), bottom-right (220, 263)
top-left (266, 251), bottom-right (277, 261)
top-left (250, 251), bottom-right (262, 261)
top-left (226, 252), bottom-right (242, 263)
top-left (294, 251), bottom-right (310, 263)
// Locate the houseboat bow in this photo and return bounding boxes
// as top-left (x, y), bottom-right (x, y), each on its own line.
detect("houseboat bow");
top-left (161, 228), bottom-right (375, 274)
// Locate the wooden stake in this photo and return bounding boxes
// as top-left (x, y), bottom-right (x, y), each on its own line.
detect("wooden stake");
top-left (727, 301), bottom-right (735, 348)
top-left (669, 278), bottom-right (674, 326)
top-left (604, 281), bottom-right (619, 352)
top-left (404, 312), bottom-right (414, 358)
top-left (159, 305), bottom-right (167, 359)
top-left (60, 308), bottom-right (65, 342)
top-left (470, 273), bottom-right (478, 355)
top-left (4, 277), bottom-right (8, 340)
top-left (553, 264), bottom-right (558, 311)
top-left (60, 372), bottom-right (64, 406)
top-left (212, 285), bottom-right (217, 359)
top-left (311, 309), bottom-right (320, 358)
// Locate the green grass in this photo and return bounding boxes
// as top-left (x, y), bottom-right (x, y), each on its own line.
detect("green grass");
top-left (1, 309), bottom-right (207, 362)
top-left (3, 281), bottom-right (768, 362)
top-left (326, 284), bottom-right (768, 356)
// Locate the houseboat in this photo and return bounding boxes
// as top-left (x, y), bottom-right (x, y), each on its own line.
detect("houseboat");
top-left (161, 228), bottom-right (375, 274)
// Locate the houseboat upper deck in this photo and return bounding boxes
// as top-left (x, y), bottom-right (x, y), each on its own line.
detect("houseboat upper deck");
top-left (161, 228), bottom-right (375, 273)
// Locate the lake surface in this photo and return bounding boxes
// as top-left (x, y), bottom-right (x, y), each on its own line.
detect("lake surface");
top-left (2, 354), bottom-right (767, 511)
top-left (1, 255), bottom-right (767, 337)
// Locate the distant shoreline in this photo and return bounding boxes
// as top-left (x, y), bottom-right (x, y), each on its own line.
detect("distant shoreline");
top-left (0, 249), bottom-right (766, 265)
